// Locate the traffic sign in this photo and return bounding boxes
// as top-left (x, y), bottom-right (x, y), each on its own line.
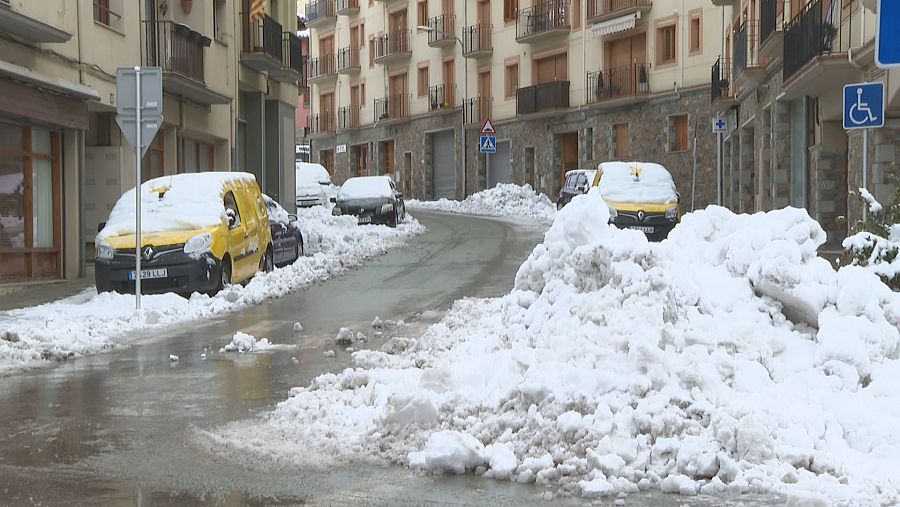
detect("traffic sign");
top-left (115, 115), bottom-right (163, 159)
top-left (712, 116), bottom-right (727, 133)
top-left (116, 67), bottom-right (163, 118)
top-left (479, 135), bottom-right (497, 153)
top-left (843, 82), bottom-right (885, 130)
top-left (876, 0), bottom-right (900, 68)
top-left (480, 118), bottom-right (495, 134)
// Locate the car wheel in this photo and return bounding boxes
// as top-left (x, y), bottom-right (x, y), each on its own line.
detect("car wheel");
top-left (214, 256), bottom-right (232, 294)
top-left (388, 210), bottom-right (398, 228)
top-left (297, 234), bottom-right (304, 257)
top-left (261, 246), bottom-right (274, 273)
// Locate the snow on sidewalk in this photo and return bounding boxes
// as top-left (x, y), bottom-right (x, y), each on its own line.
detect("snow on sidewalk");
top-left (407, 184), bottom-right (556, 222)
top-left (0, 207), bottom-right (425, 375)
top-left (201, 189), bottom-right (900, 505)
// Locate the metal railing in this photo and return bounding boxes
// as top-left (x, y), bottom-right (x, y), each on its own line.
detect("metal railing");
top-left (338, 106), bottom-right (359, 129)
top-left (516, 0), bottom-right (570, 40)
top-left (427, 15), bottom-right (456, 44)
top-left (516, 81), bottom-right (570, 114)
top-left (463, 96), bottom-right (491, 125)
top-left (760, 0), bottom-right (785, 45)
top-left (710, 56), bottom-right (735, 102)
top-left (374, 94), bottom-right (410, 121)
top-left (586, 0), bottom-right (652, 19)
top-left (283, 32), bottom-right (304, 74)
top-left (372, 30), bottom-right (410, 60)
top-left (307, 55), bottom-right (336, 78)
top-left (428, 84), bottom-right (456, 110)
top-left (783, 0), bottom-right (854, 81)
top-left (334, 0), bottom-right (359, 12)
top-left (242, 0), bottom-right (283, 61)
top-left (144, 21), bottom-right (208, 83)
top-left (462, 23), bottom-right (492, 55)
top-left (734, 20), bottom-right (761, 75)
top-left (585, 63), bottom-right (650, 104)
top-left (309, 112), bottom-right (336, 134)
top-left (337, 46), bottom-right (360, 71)
top-left (306, 0), bottom-right (334, 22)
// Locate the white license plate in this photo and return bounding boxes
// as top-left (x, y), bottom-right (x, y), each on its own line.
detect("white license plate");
top-left (628, 226), bottom-right (654, 233)
top-left (358, 216), bottom-right (372, 224)
top-left (128, 268), bottom-right (168, 280)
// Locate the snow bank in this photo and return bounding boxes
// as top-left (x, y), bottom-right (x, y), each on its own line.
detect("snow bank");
top-left (0, 207), bottom-right (425, 374)
top-left (203, 189), bottom-right (900, 504)
top-left (408, 184), bottom-right (556, 222)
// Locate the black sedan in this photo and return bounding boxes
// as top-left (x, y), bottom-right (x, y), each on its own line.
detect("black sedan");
top-left (331, 176), bottom-right (406, 227)
top-left (263, 195), bottom-right (304, 267)
top-left (557, 169), bottom-right (596, 209)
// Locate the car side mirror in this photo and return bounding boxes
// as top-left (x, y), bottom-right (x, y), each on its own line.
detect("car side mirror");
top-left (97, 221), bottom-right (106, 233)
top-left (288, 214), bottom-right (298, 222)
top-left (330, 197), bottom-right (337, 203)
top-left (226, 209), bottom-right (236, 228)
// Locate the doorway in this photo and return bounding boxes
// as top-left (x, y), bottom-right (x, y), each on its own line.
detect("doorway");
top-left (560, 132), bottom-right (578, 189)
top-left (403, 151), bottom-right (413, 195)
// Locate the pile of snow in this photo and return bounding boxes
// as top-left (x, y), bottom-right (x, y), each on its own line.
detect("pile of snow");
top-left (0, 207), bottom-right (425, 374)
top-left (202, 189), bottom-right (900, 505)
top-left (596, 161), bottom-right (678, 204)
top-left (408, 184), bottom-right (556, 222)
top-left (220, 332), bottom-right (282, 353)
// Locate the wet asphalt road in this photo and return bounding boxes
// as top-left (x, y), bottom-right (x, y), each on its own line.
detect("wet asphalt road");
top-left (0, 211), bottom-right (781, 507)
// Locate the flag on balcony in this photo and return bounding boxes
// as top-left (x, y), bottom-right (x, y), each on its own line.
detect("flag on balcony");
top-left (250, 0), bottom-right (266, 20)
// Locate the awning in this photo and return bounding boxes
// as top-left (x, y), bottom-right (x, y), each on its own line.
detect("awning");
top-left (591, 11), bottom-right (641, 38)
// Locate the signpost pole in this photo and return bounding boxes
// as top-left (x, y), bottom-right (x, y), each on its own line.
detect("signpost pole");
top-left (716, 132), bottom-right (722, 206)
top-left (863, 127), bottom-right (868, 224)
top-left (134, 66), bottom-right (142, 311)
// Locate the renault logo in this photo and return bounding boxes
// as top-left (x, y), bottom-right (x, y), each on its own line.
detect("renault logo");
top-left (637, 210), bottom-right (645, 221)
top-left (142, 246), bottom-right (154, 260)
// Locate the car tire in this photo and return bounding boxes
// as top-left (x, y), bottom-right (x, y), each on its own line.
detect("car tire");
top-left (388, 210), bottom-right (398, 228)
top-left (261, 246), bottom-right (274, 273)
top-left (214, 256), bottom-right (232, 295)
top-left (297, 234), bottom-right (304, 258)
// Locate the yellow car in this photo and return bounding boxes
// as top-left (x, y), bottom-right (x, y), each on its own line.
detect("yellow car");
top-left (95, 172), bottom-right (274, 295)
top-left (592, 161), bottom-right (680, 241)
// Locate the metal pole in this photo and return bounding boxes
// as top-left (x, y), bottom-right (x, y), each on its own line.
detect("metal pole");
top-left (134, 66), bottom-right (142, 310)
top-left (460, 37), bottom-right (467, 198)
top-left (863, 127), bottom-right (868, 223)
top-left (691, 132), bottom-right (698, 211)
top-left (716, 132), bottom-right (722, 206)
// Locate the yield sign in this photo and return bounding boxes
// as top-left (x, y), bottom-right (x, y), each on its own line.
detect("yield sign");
top-left (480, 118), bottom-right (495, 134)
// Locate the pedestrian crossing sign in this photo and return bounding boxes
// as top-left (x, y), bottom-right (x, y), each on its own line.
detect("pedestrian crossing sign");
top-left (480, 135), bottom-right (497, 153)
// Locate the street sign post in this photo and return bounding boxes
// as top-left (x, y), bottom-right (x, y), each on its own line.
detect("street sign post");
top-left (843, 82), bottom-right (885, 223)
top-left (712, 116), bottom-right (727, 205)
top-left (876, 0), bottom-right (900, 69)
top-left (479, 135), bottom-right (497, 154)
top-left (116, 67), bottom-right (163, 310)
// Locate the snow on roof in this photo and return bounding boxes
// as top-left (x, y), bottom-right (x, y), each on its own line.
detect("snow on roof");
top-left (596, 161), bottom-right (677, 204)
top-left (337, 176), bottom-right (394, 200)
top-left (97, 172), bottom-right (257, 240)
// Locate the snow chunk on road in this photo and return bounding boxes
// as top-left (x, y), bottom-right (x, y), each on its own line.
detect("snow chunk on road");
top-left (408, 431), bottom-right (485, 474)
top-left (334, 328), bottom-right (355, 346)
top-left (408, 184), bottom-right (556, 222)
top-left (220, 332), bottom-right (284, 353)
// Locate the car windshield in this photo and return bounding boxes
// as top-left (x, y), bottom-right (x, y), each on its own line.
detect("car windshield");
top-left (337, 176), bottom-right (394, 200)
top-left (597, 162), bottom-right (677, 204)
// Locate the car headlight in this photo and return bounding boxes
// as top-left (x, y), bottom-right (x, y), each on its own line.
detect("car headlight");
top-left (380, 203), bottom-right (394, 214)
top-left (97, 241), bottom-right (114, 260)
top-left (183, 232), bottom-right (213, 255)
top-left (665, 207), bottom-right (678, 221)
top-left (332, 207), bottom-right (342, 216)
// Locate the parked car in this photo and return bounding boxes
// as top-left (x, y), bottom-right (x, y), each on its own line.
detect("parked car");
top-left (332, 175), bottom-right (406, 227)
top-left (95, 172), bottom-right (274, 296)
top-left (591, 161), bottom-right (680, 241)
top-left (263, 195), bottom-right (304, 267)
top-left (557, 169), bottom-right (596, 209)
top-left (295, 162), bottom-right (331, 207)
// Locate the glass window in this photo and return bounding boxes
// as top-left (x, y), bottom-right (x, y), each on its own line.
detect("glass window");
top-left (0, 153), bottom-right (25, 249)
top-left (224, 191), bottom-right (242, 227)
top-left (33, 158), bottom-right (53, 248)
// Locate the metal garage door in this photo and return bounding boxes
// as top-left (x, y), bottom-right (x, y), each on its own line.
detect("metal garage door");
top-left (487, 139), bottom-right (512, 188)
top-left (432, 130), bottom-right (456, 200)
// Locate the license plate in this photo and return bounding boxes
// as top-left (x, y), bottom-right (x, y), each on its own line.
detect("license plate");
top-left (128, 268), bottom-right (168, 280)
top-left (629, 226), bottom-right (654, 233)
top-left (358, 216), bottom-right (372, 224)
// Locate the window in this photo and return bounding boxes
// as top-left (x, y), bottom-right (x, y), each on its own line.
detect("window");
top-left (504, 0), bottom-right (518, 22)
top-left (656, 23), bottom-right (677, 66)
top-left (369, 36), bottom-right (375, 67)
top-left (668, 114), bottom-right (689, 152)
top-left (224, 192), bottom-right (242, 228)
top-left (93, 0), bottom-right (122, 31)
top-left (360, 82), bottom-right (366, 107)
top-left (359, 22), bottom-right (365, 47)
top-left (181, 138), bottom-right (214, 173)
top-left (841, 0), bottom-right (858, 20)
top-left (417, 1), bottom-right (427, 27)
top-left (214, 0), bottom-right (228, 42)
top-left (504, 62), bottom-right (519, 98)
top-left (417, 65), bottom-right (429, 97)
top-left (573, 0), bottom-right (581, 29)
top-left (689, 12), bottom-right (702, 55)
top-left (614, 123), bottom-right (629, 158)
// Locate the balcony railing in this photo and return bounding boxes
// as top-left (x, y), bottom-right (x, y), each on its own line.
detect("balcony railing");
top-left (241, 0), bottom-right (283, 62)
top-left (783, 0), bottom-right (854, 81)
top-left (462, 23), bottom-right (492, 56)
top-left (427, 15), bottom-right (456, 46)
top-left (306, 0), bottom-right (335, 24)
top-left (372, 30), bottom-right (410, 62)
top-left (463, 96), bottom-right (491, 125)
top-left (516, 0), bottom-right (570, 42)
top-left (428, 84), bottom-right (456, 111)
top-left (586, 0), bottom-right (652, 22)
top-left (337, 46), bottom-right (360, 72)
top-left (760, 0), bottom-right (784, 45)
top-left (307, 55), bottom-right (336, 80)
top-left (585, 63), bottom-right (650, 104)
top-left (334, 0), bottom-right (359, 14)
top-left (374, 94), bottom-right (410, 121)
top-left (144, 21), bottom-right (208, 83)
top-left (285, 32), bottom-right (304, 72)
top-left (309, 112), bottom-right (336, 134)
top-left (710, 56), bottom-right (736, 103)
top-left (338, 106), bottom-right (360, 129)
top-left (516, 81), bottom-right (570, 115)
top-left (734, 21), bottom-right (762, 76)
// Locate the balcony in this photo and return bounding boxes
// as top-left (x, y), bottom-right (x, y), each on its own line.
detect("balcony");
top-left (270, 32), bottom-right (305, 84)
top-left (516, 0), bottom-right (571, 44)
top-left (782, 0), bottom-right (859, 98)
top-left (463, 97), bottom-right (491, 126)
top-left (336, 46), bottom-right (360, 74)
top-left (309, 112), bottom-right (336, 135)
top-left (335, 0), bottom-right (359, 15)
top-left (585, 63), bottom-right (650, 105)
top-left (516, 81), bottom-right (570, 115)
top-left (338, 106), bottom-right (360, 130)
top-left (427, 15), bottom-right (456, 48)
top-left (760, 0), bottom-right (785, 61)
top-left (0, 2), bottom-right (71, 43)
top-left (710, 0), bottom-right (735, 6)
top-left (372, 30), bottom-right (411, 65)
top-left (374, 94), bottom-right (410, 123)
top-left (428, 84), bottom-right (456, 112)
top-left (307, 55), bottom-right (337, 84)
top-left (144, 21), bottom-right (230, 105)
top-left (710, 57), bottom-right (738, 112)
top-left (733, 21), bottom-right (767, 90)
top-left (241, 0), bottom-right (284, 73)
top-left (306, 0), bottom-right (335, 27)
top-left (586, 0), bottom-right (652, 25)
top-left (462, 24), bottom-right (492, 58)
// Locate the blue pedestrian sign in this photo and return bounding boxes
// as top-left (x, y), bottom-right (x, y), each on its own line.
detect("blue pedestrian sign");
top-left (843, 82), bottom-right (885, 130)
top-left (712, 116), bottom-right (727, 134)
top-left (876, 0), bottom-right (900, 68)
top-left (479, 135), bottom-right (497, 153)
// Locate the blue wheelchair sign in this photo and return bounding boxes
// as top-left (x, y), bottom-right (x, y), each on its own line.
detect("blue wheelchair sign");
top-left (843, 82), bottom-right (885, 130)
top-left (876, 0), bottom-right (900, 68)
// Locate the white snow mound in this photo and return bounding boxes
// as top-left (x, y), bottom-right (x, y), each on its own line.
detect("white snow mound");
top-left (408, 184), bottom-right (556, 222)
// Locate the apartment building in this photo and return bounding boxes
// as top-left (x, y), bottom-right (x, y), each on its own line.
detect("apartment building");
top-left (712, 0), bottom-right (899, 249)
top-left (305, 0), bottom-right (723, 205)
top-left (0, 0), bottom-right (302, 285)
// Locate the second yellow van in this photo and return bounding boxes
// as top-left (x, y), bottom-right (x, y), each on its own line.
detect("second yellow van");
top-left (592, 161), bottom-right (680, 241)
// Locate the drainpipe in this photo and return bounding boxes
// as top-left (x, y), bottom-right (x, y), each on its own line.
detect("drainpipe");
top-left (680, 0), bottom-right (685, 88)
top-left (78, 130), bottom-right (86, 278)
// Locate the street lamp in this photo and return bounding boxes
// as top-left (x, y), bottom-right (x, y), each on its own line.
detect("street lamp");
top-left (416, 25), bottom-right (467, 198)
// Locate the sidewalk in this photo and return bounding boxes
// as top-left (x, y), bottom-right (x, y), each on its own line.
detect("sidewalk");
top-left (0, 266), bottom-right (94, 312)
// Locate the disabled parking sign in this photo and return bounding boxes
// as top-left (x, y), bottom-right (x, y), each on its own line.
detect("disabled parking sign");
top-left (843, 82), bottom-right (885, 130)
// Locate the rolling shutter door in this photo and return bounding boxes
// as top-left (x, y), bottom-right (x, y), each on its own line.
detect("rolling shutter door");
top-left (432, 130), bottom-right (455, 199)
top-left (487, 139), bottom-right (512, 188)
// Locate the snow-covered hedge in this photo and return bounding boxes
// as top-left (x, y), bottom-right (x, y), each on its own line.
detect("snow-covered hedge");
top-left (407, 184), bottom-right (556, 222)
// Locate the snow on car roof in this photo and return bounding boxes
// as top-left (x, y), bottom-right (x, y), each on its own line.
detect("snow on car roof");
top-left (97, 172), bottom-right (257, 240)
top-left (596, 162), bottom-right (677, 204)
top-left (337, 176), bottom-right (394, 200)
top-left (263, 194), bottom-right (291, 225)
top-left (296, 162), bottom-right (332, 186)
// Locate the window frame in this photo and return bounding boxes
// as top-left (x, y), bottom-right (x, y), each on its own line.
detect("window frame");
top-left (655, 17), bottom-right (678, 68)
top-left (504, 60), bottom-right (519, 99)
top-left (688, 9), bottom-right (702, 56)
